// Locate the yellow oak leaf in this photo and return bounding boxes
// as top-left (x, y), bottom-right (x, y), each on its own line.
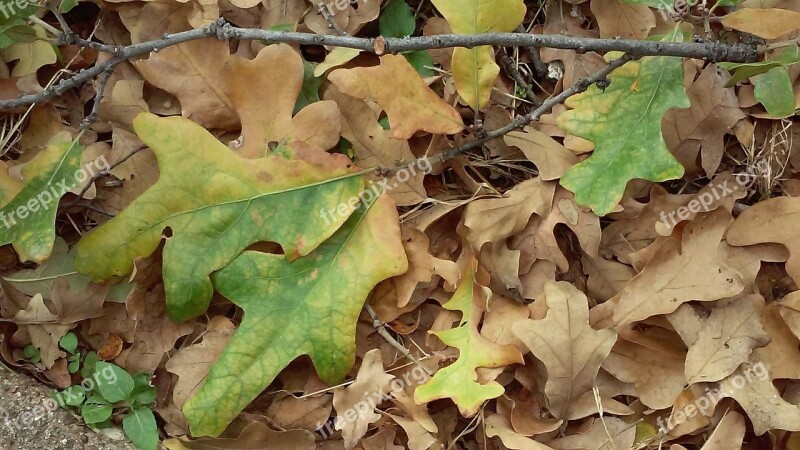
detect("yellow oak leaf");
top-left (431, 0), bottom-right (525, 109)
top-left (329, 54), bottom-right (464, 139)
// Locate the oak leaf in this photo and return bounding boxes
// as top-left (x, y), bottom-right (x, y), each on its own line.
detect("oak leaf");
top-left (462, 178), bottom-right (555, 251)
top-left (718, 360), bottom-right (800, 435)
top-left (184, 197), bottom-right (406, 436)
top-left (324, 85), bottom-right (426, 206)
top-left (0, 133), bottom-right (81, 263)
top-left (591, 0), bottom-right (655, 39)
top-left (223, 45), bottom-right (342, 158)
top-left (663, 65), bottom-right (746, 177)
top-left (74, 113), bottom-right (363, 323)
top-left (512, 281), bottom-right (617, 419)
top-left (684, 296), bottom-right (770, 384)
top-left (721, 8), bottom-right (800, 40)
top-left (727, 196), bottom-right (800, 286)
top-left (612, 209), bottom-right (745, 325)
top-left (557, 32), bottom-right (690, 215)
top-left (329, 54), bottom-right (465, 139)
top-left (430, 0), bottom-right (526, 109)
top-left (414, 262), bottom-right (524, 416)
top-left (136, 39), bottom-right (237, 129)
top-left (332, 349), bottom-right (395, 449)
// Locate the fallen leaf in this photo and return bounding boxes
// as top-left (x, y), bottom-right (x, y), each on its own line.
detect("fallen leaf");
top-left (223, 44), bottom-right (342, 158)
top-left (430, 0), bottom-right (526, 109)
top-left (591, 0), bottom-right (655, 39)
top-left (0, 133), bottom-right (81, 263)
top-left (663, 64), bottom-right (746, 176)
top-left (414, 261), bottom-right (524, 416)
top-left (684, 296), bottom-right (770, 384)
top-left (558, 31), bottom-right (690, 215)
top-left (185, 197), bottom-right (406, 436)
top-left (612, 209), bottom-right (745, 325)
top-left (136, 39), bottom-right (237, 129)
top-left (512, 281), bottom-right (617, 419)
top-left (333, 349), bottom-right (395, 449)
top-left (484, 414), bottom-right (555, 450)
top-left (74, 113), bottom-right (363, 323)
top-left (721, 8), bottom-right (800, 39)
top-left (329, 54), bottom-right (465, 139)
top-left (727, 196), bottom-right (800, 286)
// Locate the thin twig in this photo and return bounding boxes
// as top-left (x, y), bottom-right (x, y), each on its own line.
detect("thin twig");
top-left (498, 51), bottom-right (542, 107)
top-left (432, 54), bottom-right (634, 164)
top-left (514, 25), bottom-right (549, 79)
top-left (364, 304), bottom-right (434, 376)
top-left (80, 65), bottom-right (114, 130)
top-left (316, 1), bottom-right (348, 36)
top-left (50, 7), bottom-right (71, 35)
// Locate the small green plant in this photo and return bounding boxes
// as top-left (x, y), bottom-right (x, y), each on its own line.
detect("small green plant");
top-left (58, 332), bottom-right (81, 373)
top-left (53, 362), bottom-right (159, 450)
top-left (22, 344), bottom-right (40, 363)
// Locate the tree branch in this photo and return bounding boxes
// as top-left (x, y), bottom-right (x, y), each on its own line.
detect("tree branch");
top-left (0, 18), bottom-right (756, 110)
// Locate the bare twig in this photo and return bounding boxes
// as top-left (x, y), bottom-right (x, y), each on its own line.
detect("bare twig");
top-left (514, 25), bottom-right (549, 79)
top-left (498, 51), bottom-right (542, 107)
top-left (80, 65), bottom-right (114, 130)
top-left (364, 304), bottom-right (434, 376)
top-left (0, 18), bottom-right (756, 110)
top-left (431, 54), bottom-right (635, 165)
top-left (50, 7), bottom-right (72, 35)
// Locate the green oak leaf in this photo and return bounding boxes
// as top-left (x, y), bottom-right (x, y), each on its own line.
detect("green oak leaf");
top-left (0, 132), bottom-right (82, 263)
top-left (380, 0), bottom-right (416, 38)
top-left (185, 195), bottom-right (407, 436)
top-left (558, 40), bottom-right (689, 215)
top-left (5, 237), bottom-right (132, 302)
top-left (413, 261), bottom-right (523, 416)
top-left (74, 113), bottom-right (363, 323)
top-left (293, 60), bottom-right (322, 114)
top-left (754, 66), bottom-right (796, 118)
top-left (720, 45), bottom-right (800, 87)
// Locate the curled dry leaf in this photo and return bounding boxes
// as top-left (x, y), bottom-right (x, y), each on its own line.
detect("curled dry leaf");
top-left (332, 349), bottom-right (395, 449)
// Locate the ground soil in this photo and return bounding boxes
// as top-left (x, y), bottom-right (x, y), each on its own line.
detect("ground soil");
top-left (0, 366), bottom-right (136, 449)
